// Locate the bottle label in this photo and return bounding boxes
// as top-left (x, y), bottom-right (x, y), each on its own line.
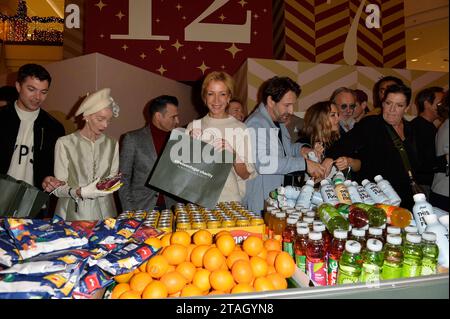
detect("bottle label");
top-left (421, 259), bottom-right (437, 276)
top-left (336, 187), bottom-right (352, 204)
top-left (414, 205), bottom-right (431, 232)
top-left (381, 264), bottom-right (402, 280)
top-left (337, 266), bottom-right (360, 285)
top-left (307, 258), bottom-right (327, 286)
top-left (357, 187), bottom-right (375, 204)
top-left (360, 263), bottom-right (381, 285)
top-left (295, 254), bottom-right (306, 274)
top-left (327, 256), bottom-right (339, 286)
top-left (283, 242), bottom-right (294, 258)
top-left (402, 262), bottom-right (421, 278)
top-left (321, 186), bottom-right (339, 204)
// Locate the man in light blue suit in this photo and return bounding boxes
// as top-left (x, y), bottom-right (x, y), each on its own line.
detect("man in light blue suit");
top-left (244, 77), bottom-right (325, 214)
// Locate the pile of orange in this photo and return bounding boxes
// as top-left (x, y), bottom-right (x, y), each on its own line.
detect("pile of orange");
top-left (111, 230), bottom-right (296, 299)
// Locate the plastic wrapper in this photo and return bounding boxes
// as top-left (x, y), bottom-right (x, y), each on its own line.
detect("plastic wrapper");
top-left (88, 217), bottom-right (145, 248)
top-left (131, 225), bottom-right (164, 244)
top-left (72, 265), bottom-right (113, 299)
top-left (0, 221), bottom-right (22, 267)
top-left (4, 218), bottom-right (88, 260)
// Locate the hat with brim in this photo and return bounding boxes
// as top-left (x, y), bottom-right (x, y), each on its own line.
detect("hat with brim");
top-left (75, 88), bottom-right (119, 117)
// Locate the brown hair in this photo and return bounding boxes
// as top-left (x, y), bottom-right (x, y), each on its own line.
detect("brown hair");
top-left (201, 71), bottom-right (234, 103)
top-left (301, 101), bottom-right (340, 148)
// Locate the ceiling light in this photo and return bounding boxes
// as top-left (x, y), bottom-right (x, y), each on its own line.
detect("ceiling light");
top-left (412, 37), bottom-right (420, 41)
top-left (411, 59), bottom-right (419, 62)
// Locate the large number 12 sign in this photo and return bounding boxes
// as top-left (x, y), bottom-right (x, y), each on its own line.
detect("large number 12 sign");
top-left (111, 0), bottom-right (252, 43)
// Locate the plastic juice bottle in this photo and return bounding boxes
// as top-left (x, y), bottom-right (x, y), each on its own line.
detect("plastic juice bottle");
top-left (352, 203), bottom-right (387, 227)
top-left (296, 180), bottom-right (315, 208)
top-left (361, 179), bottom-right (390, 204)
top-left (273, 211), bottom-right (287, 242)
top-left (420, 231), bottom-right (439, 276)
top-left (368, 227), bottom-right (385, 245)
top-left (282, 217), bottom-right (297, 258)
top-left (402, 226), bottom-right (418, 244)
top-left (348, 205), bottom-right (369, 228)
top-left (424, 214), bottom-right (449, 268)
top-left (303, 217), bottom-right (315, 231)
top-left (374, 175), bottom-right (402, 206)
top-left (412, 193), bottom-right (433, 234)
top-left (387, 226), bottom-right (401, 236)
top-left (317, 203), bottom-right (350, 235)
top-left (354, 182), bottom-right (375, 205)
top-left (375, 204), bottom-right (412, 228)
top-left (350, 228), bottom-right (366, 249)
top-left (306, 231), bottom-right (327, 286)
top-left (264, 207), bottom-right (277, 239)
top-left (379, 223), bottom-right (387, 241)
top-left (305, 211), bottom-right (316, 220)
top-left (294, 226), bottom-right (309, 274)
top-left (335, 203), bottom-right (351, 220)
top-left (267, 209), bottom-right (279, 239)
top-left (328, 229), bottom-right (348, 286)
top-left (438, 215), bottom-right (449, 240)
top-left (313, 222), bottom-right (331, 258)
top-left (334, 179), bottom-right (352, 205)
top-left (311, 190), bottom-right (324, 207)
top-left (360, 238), bottom-right (384, 284)
top-left (381, 234), bottom-right (403, 280)
top-left (402, 233), bottom-right (423, 278)
top-left (344, 180), bottom-right (363, 203)
top-left (320, 179), bottom-right (339, 205)
top-left (296, 221), bottom-right (308, 229)
top-left (337, 240), bottom-right (362, 285)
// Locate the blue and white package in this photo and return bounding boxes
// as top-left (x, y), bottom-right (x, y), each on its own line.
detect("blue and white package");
top-left (72, 265), bottom-right (113, 298)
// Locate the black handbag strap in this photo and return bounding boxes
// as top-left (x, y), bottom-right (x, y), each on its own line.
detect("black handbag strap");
top-left (384, 123), bottom-right (415, 180)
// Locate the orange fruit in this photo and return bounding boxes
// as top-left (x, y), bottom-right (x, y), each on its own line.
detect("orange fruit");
top-left (129, 272), bottom-right (153, 293)
top-left (190, 245), bottom-right (210, 267)
top-left (266, 250), bottom-right (281, 267)
top-left (168, 291), bottom-right (181, 298)
top-left (180, 284), bottom-right (204, 297)
top-left (208, 290), bottom-right (226, 295)
top-left (192, 268), bottom-right (211, 292)
top-left (264, 239), bottom-right (282, 251)
top-left (193, 230), bottom-right (213, 246)
top-left (226, 250), bottom-right (250, 269)
top-left (257, 247), bottom-right (268, 259)
top-left (170, 231), bottom-right (191, 247)
top-left (231, 283), bottom-right (255, 294)
top-left (146, 255), bottom-right (169, 278)
top-left (142, 280), bottom-right (168, 299)
top-left (119, 290), bottom-right (141, 299)
top-left (114, 271), bottom-right (134, 284)
top-left (216, 235), bottom-right (236, 257)
top-left (186, 244), bottom-right (196, 262)
top-left (144, 237), bottom-right (162, 250)
top-left (167, 265), bottom-right (176, 273)
top-left (267, 273), bottom-right (288, 290)
top-left (231, 260), bottom-right (254, 284)
top-left (160, 233), bottom-right (172, 247)
top-left (274, 251), bottom-right (296, 278)
top-left (160, 271), bottom-right (187, 294)
top-left (176, 261), bottom-right (197, 283)
top-left (267, 265), bottom-right (277, 275)
top-left (254, 277), bottom-right (275, 292)
top-left (111, 283), bottom-right (131, 299)
top-left (250, 256), bottom-right (268, 278)
top-left (209, 269), bottom-right (235, 292)
top-left (215, 230), bottom-right (231, 240)
top-left (203, 247), bottom-right (226, 271)
top-left (162, 244), bottom-right (188, 266)
top-left (233, 245), bottom-right (243, 251)
top-left (139, 261), bottom-right (148, 272)
top-left (242, 236), bottom-right (264, 256)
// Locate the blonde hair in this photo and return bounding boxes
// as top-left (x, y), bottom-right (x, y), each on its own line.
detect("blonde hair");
top-left (201, 71), bottom-right (234, 103)
top-left (301, 101), bottom-right (340, 148)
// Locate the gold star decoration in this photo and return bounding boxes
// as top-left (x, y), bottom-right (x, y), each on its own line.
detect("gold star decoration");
top-left (176, 3), bottom-right (182, 11)
top-left (116, 11), bottom-right (125, 20)
top-left (156, 45), bottom-right (165, 54)
top-left (157, 65), bottom-right (167, 76)
top-left (197, 61), bottom-right (210, 75)
top-left (140, 53), bottom-right (147, 59)
top-left (225, 43), bottom-right (242, 59)
top-left (122, 44), bottom-right (128, 51)
top-left (219, 14), bottom-right (226, 22)
top-left (238, 0), bottom-right (247, 7)
top-left (171, 40), bottom-right (184, 52)
top-left (196, 45), bottom-right (203, 52)
top-left (253, 14), bottom-right (259, 19)
top-left (95, 0), bottom-right (107, 11)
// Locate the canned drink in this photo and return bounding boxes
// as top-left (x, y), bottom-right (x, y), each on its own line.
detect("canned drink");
top-left (236, 219), bottom-right (250, 227)
top-left (207, 220), bottom-right (221, 229)
top-left (191, 221), bottom-right (207, 230)
top-left (222, 219), bottom-right (236, 228)
top-left (177, 223), bottom-right (191, 231)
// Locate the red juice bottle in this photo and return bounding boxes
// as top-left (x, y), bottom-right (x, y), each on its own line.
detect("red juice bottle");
top-left (294, 226), bottom-right (309, 274)
top-left (282, 217), bottom-right (298, 258)
top-left (306, 231), bottom-right (327, 286)
top-left (328, 229), bottom-right (348, 286)
top-left (313, 222), bottom-right (331, 257)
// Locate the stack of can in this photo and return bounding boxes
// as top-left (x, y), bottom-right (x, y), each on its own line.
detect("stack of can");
top-left (117, 209), bottom-right (174, 232)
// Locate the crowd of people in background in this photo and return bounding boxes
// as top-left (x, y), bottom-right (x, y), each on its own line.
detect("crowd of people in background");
top-left (0, 63), bottom-right (448, 221)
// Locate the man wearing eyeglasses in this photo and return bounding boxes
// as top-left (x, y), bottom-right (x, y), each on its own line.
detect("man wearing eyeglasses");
top-left (330, 87), bottom-right (357, 135)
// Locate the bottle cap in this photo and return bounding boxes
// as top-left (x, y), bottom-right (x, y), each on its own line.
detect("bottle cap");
top-left (290, 213), bottom-right (301, 220)
top-left (386, 234), bottom-right (402, 245)
top-left (348, 225), bottom-right (353, 232)
top-left (334, 229), bottom-right (348, 239)
top-left (344, 180), bottom-right (352, 186)
top-left (361, 179), bottom-right (370, 186)
top-left (301, 208), bottom-right (309, 214)
top-left (345, 240), bottom-right (361, 254)
top-left (276, 212), bottom-right (286, 218)
top-left (352, 228), bottom-right (365, 237)
top-left (287, 217), bottom-right (298, 225)
top-left (374, 175), bottom-right (383, 182)
top-left (303, 217), bottom-right (314, 223)
top-left (295, 205), bottom-right (304, 211)
top-left (423, 214), bottom-right (438, 225)
top-left (296, 221), bottom-right (308, 228)
top-left (422, 231), bottom-right (437, 242)
top-left (297, 226), bottom-right (309, 235)
top-left (406, 233), bottom-right (422, 244)
top-left (387, 226), bottom-right (401, 235)
top-left (368, 227), bottom-right (383, 236)
top-left (405, 226), bottom-right (418, 234)
top-left (439, 215), bottom-right (449, 227)
top-left (305, 180), bottom-right (314, 186)
top-left (308, 231), bottom-right (322, 240)
top-left (313, 224), bottom-right (326, 232)
top-left (362, 224), bottom-right (370, 231)
top-left (266, 206), bottom-right (278, 212)
top-left (352, 181), bottom-right (359, 186)
top-left (306, 211), bottom-right (316, 218)
top-left (313, 221), bottom-right (324, 227)
top-left (379, 223), bottom-right (386, 230)
top-left (286, 208), bottom-right (296, 215)
top-left (366, 238), bottom-right (383, 252)
top-left (413, 193), bottom-right (426, 202)
top-left (320, 179), bottom-right (330, 186)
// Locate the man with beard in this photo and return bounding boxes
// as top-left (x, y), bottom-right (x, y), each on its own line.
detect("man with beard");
top-left (330, 87), bottom-right (357, 135)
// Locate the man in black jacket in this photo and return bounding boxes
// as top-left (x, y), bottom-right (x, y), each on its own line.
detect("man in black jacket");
top-left (0, 64), bottom-right (65, 196)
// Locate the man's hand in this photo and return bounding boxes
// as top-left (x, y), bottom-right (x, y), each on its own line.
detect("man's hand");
top-left (300, 146), bottom-right (313, 158)
top-left (335, 156), bottom-right (351, 171)
top-left (322, 158), bottom-right (335, 177)
top-left (305, 159), bottom-right (325, 180)
top-left (42, 176), bottom-right (65, 193)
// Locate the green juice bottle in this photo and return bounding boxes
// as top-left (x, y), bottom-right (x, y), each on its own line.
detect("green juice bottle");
top-left (402, 233), bottom-right (423, 278)
top-left (337, 240), bottom-right (362, 285)
top-left (360, 238), bottom-right (384, 284)
top-left (382, 234), bottom-right (403, 280)
top-left (420, 232), bottom-right (439, 276)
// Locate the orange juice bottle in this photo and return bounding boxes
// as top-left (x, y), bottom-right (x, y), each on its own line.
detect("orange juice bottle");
top-left (272, 212), bottom-right (287, 242)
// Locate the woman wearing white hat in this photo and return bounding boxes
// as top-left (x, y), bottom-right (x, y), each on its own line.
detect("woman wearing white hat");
top-left (52, 88), bottom-right (120, 221)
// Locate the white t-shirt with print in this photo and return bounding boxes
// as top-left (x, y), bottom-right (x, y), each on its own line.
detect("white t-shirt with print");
top-left (7, 103), bottom-right (40, 185)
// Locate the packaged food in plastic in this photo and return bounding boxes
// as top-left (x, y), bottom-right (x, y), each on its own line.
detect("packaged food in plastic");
top-left (0, 223), bottom-right (22, 267)
top-left (88, 217), bottom-right (144, 248)
top-left (72, 265), bottom-right (113, 298)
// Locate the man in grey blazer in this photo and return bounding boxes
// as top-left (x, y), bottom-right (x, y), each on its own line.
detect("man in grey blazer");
top-left (119, 95), bottom-right (180, 211)
top-left (244, 76), bottom-right (325, 214)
